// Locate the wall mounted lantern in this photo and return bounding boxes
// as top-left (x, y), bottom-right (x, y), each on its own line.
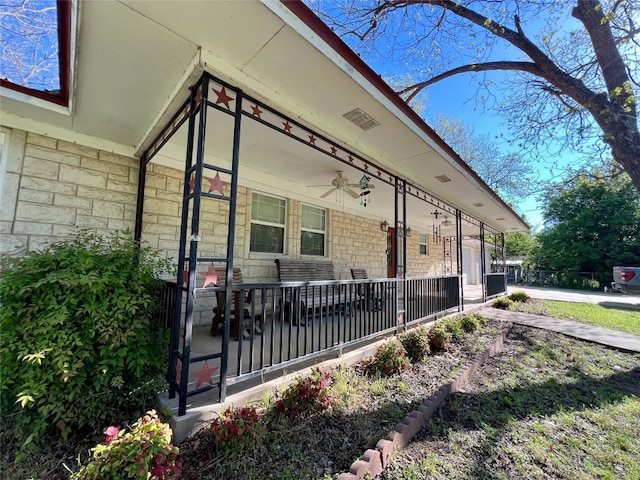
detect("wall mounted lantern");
top-left (380, 220), bottom-right (389, 232)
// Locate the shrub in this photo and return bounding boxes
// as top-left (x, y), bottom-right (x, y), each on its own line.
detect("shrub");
top-left (459, 314), bottom-right (481, 333)
top-left (275, 367), bottom-right (334, 417)
top-left (428, 324), bottom-right (452, 352)
top-left (71, 410), bottom-right (181, 480)
top-left (508, 291), bottom-right (530, 303)
top-left (0, 230), bottom-right (173, 446)
top-left (398, 325), bottom-right (430, 362)
top-left (210, 406), bottom-right (265, 453)
top-left (372, 338), bottom-right (411, 375)
top-left (493, 297), bottom-right (514, 309)
top-left (442, 317), bottom-right (463, 341)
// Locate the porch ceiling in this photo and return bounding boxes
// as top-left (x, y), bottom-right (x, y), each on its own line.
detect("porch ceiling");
top-left (0, 0), bottom-right (528, 234)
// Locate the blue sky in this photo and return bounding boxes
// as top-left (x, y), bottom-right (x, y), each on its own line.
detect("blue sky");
top-left (307, 0), bottom-right (593, 232)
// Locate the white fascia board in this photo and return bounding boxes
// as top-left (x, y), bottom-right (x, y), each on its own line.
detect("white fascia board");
top-left (262, 1), bottom-right (504, 207)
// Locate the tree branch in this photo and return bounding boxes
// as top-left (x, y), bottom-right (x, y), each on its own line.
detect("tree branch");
top-left (399, 61), bottom-right (540, 103)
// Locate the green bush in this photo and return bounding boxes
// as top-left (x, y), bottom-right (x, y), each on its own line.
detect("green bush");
top-left (0, 230), bottom-right (173, 446)
top-left (71, 410), bottom-right (181, 479)
top-left (442, 318), bottom-right (463, 341)
top-left (372, 338), bottom-right (411, 375)
top-left (459, 314), bottom-right (481, 333)
top-left (493, 297), bottom-right (513, 310)
top-left (398, 325), bottom-right (430, 362)
top-left (428, 324), bottom-right (452, 352)
top-left (508, 291), bottom-right (530, 303)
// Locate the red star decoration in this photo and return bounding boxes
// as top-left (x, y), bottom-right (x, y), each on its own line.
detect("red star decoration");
top-left (330, 146), bottom-right (338, 155)
top-left (205, 172), bottom-right (228, 195)
top-left (251, 105), bottom-right (263, 118)
top-left (201, 264), bottom-right (219, 287)
top-left (389, 176), bottom-right (393, 183)
top-left (308, 134), bottom-right (316, 144)
top-left (282, 121), bottom-right (292, 133)
top-left (189, 174), bottom-right (196, 193)
top-left (175, 359), bottom-right (182, 385)
top-left (193, 360), bottom-right (218, 388)
top-left (195, 87), bottom-right (202, 105)
top-left (377, 170), bottom-right (382, 177)
top-left (213, 86), bottom-right (233, 109)
top-left (364, 164), bottom-right (369, 171)
top-left (348, 155), bottom-right (354, 164)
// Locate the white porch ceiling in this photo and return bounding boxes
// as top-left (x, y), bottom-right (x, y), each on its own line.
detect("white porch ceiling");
top-left (0, 0), bottom-right (529, 234)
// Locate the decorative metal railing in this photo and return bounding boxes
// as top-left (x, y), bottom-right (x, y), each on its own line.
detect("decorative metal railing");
top-left (485, 273), bottom-right (507, 298)
top-left (160, 275), bottom-right (465, 415)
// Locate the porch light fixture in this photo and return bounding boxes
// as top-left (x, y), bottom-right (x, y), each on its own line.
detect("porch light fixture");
top-left (405, 227), bottom-right (412, 238)
top-left (380, 220), bottom-right (389, 232)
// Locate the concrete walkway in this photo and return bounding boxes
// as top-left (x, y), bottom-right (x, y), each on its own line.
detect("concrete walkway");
top-left (479, 307), bottom-right (640, 353)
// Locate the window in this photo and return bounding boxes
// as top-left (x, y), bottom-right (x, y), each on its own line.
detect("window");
top-left (0, 0), bottom-right (73, 107)
top-left (419, 233), bottom-right (428, 255)
top-left (250, 192), bottom-right (286, 253)
top-left (300, 205), bottom-right (325, 256)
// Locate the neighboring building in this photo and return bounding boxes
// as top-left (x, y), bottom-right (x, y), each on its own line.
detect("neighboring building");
top-left (1, 1), bottom-right (528, 423)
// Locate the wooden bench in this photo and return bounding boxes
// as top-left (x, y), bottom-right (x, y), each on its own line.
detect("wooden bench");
top-left (275, 259), bottom-right (357, 324)
top-left (351, 268), bottom-right (383, 311)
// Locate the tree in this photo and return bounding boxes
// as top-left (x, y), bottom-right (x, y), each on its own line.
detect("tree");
top-left (313, 0), bottom-right (640, 190)
top-left (433, 114), bottom-right (536, 202)
top-left (533, 169), bottom-right (640, 286)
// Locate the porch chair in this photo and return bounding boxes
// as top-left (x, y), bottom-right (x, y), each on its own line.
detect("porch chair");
top-left (210, 267), bottom-right (262, 340)
top-left (350, 268), bottom-right (383, 311)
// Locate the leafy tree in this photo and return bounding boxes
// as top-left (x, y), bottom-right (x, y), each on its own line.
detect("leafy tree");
top-left (534, 170), bottom-right (640, 286)
top-left (505, 231), bottom-right (537, 259)
top-left (312, 0), bottom-right (640, 190)
top-left (433, 114), bottom-right (536, 202)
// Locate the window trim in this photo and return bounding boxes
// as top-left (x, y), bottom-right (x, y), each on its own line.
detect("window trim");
top-left (0, 0), bottom-right (74, 108)
top-left (300, 203), bottom-right (326, 257)
top-left (419, 233), bottom-right (429, 255)
top-left (0, 127), bottom-right (11, 206)
top-left (249, 191), bottom-right (287, 254)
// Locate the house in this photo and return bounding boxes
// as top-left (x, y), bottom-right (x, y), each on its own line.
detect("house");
top-left (0, 0), bottom-right (529, 427)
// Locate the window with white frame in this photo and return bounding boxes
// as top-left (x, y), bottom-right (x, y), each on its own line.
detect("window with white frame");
top-left (300, 204), bottom-right (326, 256)
top-left (419, 233), bottom-right (428, 255)
top-left (250, 192), bottom-right (286, 253)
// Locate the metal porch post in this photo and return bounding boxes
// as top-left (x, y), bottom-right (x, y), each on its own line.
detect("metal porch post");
top-left (480, 222), bottom-right (486, 302)
top-left (456, 209), bottom-right (463, 310)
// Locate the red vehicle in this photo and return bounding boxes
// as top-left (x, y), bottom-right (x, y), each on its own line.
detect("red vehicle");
top-left (609, 266), bottom-right (640, 295)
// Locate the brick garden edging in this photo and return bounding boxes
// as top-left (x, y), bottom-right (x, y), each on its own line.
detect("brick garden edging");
top-left (337, 322), bottom-right (513, 480)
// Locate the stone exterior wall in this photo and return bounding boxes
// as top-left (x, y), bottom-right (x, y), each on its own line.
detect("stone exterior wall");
top-left (1, 127), bottom-right (458, 326)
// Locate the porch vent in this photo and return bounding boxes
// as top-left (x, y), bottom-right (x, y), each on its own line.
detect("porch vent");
top-left (473, 202), bottom-right (484, 207)
top-left (496, 217), bottom-right (505, 221)
top-left (434, 174), bottom-right (452, 183)
top-left (343, 108), bottom-right (380, 131)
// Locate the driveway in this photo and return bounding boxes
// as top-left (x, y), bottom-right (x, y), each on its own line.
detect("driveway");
top-left (507, 285), bottom-right (640, 309)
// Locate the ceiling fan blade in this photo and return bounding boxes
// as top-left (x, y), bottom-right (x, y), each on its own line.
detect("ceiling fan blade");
top-left (345, 188), bottom-right (360, 199)
top-left (320, 188), bottom-right (338, 198)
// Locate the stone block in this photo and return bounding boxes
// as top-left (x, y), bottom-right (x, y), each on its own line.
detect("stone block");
top-left (77, 186), bottom-right (136, 204)
top-left (98, 150), bottom-right (137, 167)
top-left (22, 156), bottom-right (60, 180)
top-left (145, 198), bottom-right (179, 216)
top-left (25, 145), bottom-right (81, 166)
top-left (54, 194), bottom-right (92, 209)
top-left (16, 203), bottom-right (75, 225)
top-left (6, 129), bottom-right (26, 173)
top-left (107, 179), bottom-right (137, 194)
top-left (92, 200), bottom-right (125, 219)
top-left (13, 221), bottom-right (53, 235)
top-left (107, 219), bottom-right (134, 231)
top-left (59, 164), bottom-right (108, 189)
top-left (57, 140), bottom-right (99, 158)
top-left (76, 214), bottom-right (108, 228)
top-left (27, 132), bottom-right (57, 148)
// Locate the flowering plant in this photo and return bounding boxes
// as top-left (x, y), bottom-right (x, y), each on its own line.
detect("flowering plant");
top-left (275, 367), bottom-right (334, 417)
top-left (210, 406), bottom-right (265, 452)
top-left (71, 410), bottom-right (181, 479)
top-left (372, 338), bottom-right (410, 375)
top-left (428, 324), bottom-right (452, 352)
top-left (398, 325), bottom-right (431, 362)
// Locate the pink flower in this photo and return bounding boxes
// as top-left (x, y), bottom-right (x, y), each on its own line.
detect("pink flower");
top-left (151, 464), bottom-right (166, 477)
top-left (105, 426), bottom-right (119, 444)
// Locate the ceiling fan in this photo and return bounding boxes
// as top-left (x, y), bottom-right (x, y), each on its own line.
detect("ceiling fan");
top-left (310, 171), bottom-right (375, 199)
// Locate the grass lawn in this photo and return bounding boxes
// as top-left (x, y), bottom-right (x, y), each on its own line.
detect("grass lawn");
top-left (380, 325), bottom-right (640, 480)
top-left (511, 299), bottom-right (640, 336)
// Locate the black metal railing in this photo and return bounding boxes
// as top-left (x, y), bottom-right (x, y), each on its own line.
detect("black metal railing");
top-left (403, 275), bottom-right (461, 324)
top-left (485, 273), bottom-right (507, 298)
top-left (165, 275), bottom-right (466, 414)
